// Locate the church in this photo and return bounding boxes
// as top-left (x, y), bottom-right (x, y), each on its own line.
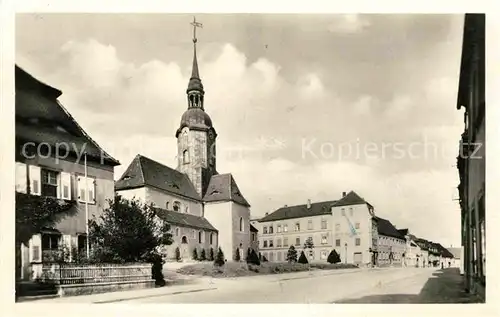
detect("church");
top-left (115, 20), bottom-right (253, 262)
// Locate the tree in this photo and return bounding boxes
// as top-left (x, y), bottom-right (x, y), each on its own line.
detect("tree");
top-left (286, 245), bottom-right (298, 263)
top-left (214, 247), bottom-right (225, 267)
top-left (259, 252), bottom-right (262, 261)
top-left (88, 195), bottom-right (173, 263)
top-left (304, 237), bottom-right (314, 250)
top-left (234, 247), bottom-right (241, 261)
top-left (16, 192), bottom-right (77, 246)
top-left (327, 250), bottom-right (341, 264)
top-left (192, 248), bottom-right (198, 261)
top-left (200, 249), bottom-right (207, 261)
top-left (175, 247), bottom-right (181, 262)
top-left (298, 251), bottom-right (309, 264)
top-left (209, 247), bottom-right (215, 261)
top-left (246, 248), bottom-right (252, 264)
top-left (249, 249), bottom-right (261, 265)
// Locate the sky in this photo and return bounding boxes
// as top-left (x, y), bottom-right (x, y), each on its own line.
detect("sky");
top-left (16, 13), bottom-right (466, 247)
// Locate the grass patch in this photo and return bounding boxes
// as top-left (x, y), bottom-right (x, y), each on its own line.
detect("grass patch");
top-left (176, 261), bottom-right (359, 278)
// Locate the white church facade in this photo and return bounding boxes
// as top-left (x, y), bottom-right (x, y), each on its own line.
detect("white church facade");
top-left (115, 22), bottom-right (253, 262)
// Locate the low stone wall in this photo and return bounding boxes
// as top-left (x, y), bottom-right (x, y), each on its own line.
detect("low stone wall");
top-left (36, 263), bottom-right (156, 297)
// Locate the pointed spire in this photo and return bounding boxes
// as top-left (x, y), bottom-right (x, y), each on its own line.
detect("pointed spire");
top-left (187, 17), bottom-right (204, 94)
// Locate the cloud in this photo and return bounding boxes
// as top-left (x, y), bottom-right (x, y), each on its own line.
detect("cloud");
top-left (328, 14), bottom-right (371, 34)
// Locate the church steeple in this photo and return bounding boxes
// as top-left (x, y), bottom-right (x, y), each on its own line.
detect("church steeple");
top-left (187, 17), bottom-right (204, 109)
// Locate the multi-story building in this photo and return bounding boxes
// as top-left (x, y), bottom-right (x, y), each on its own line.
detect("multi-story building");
top-left (414, 238), bottom-right (430, 268)
top-left (256, 191), bottom-right (377, 266)
top-left (15, 65), bottom-right (120, 279)
top-left (398, 229), bottom-right (421, 267)
top-left (374, 217), bottom-right (406, 267)
top-left (456, 13), bottom-right (485, 299)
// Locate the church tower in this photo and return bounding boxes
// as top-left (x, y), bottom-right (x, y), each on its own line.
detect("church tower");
top-left (176, 17), bottom-right (218, 196)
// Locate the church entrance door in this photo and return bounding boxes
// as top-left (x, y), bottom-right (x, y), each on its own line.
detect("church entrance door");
top-left (181, 236), bottom-right (189, 260)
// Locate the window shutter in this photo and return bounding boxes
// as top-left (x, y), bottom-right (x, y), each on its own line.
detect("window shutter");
top-left (15, 162), bottom-right (28, 193)
top-left (90, 179), bottom-right (96, 203)
top-left (56, 173), bottom-right (62, 199)
top-left (77, 176), bottom-right (85, 202)
top-left (29, 165), bottom-right (41, 195)
top-left (29, 234), bottom-right (42, 263)
top-left (60, 172), bottom-right (72, 200)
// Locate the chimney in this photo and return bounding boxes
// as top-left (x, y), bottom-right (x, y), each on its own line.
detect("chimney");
top-left (307, 199), bottom-right (311, 209)
top-left (342, 192), bottom-right (346, 197)
top-left (265, 212), bottom-right (269, 216)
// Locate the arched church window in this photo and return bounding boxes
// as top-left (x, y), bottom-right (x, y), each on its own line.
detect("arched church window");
top-left (189, 95), bottom-right (194, 107)
top-left (181, 236), bottom-right (188, 244)
top-left (183, 150), bottom-right (190, 164)
top-left (198, 231), bottom-right (203, 243)
top-left (173, 201), bottom-right (181, 212)
top-left (166, 201), bottom-right (169, 210)
top-left (210, 233), bottom-right (214, 245)
top-left (185, 206), bottom-right (189, 214)
top-left (194, 95), bottom-right (199, 107)
top-left (175, 227), bottom-right (179, 236)
top-left (239, 217), bottom-right (244, 232)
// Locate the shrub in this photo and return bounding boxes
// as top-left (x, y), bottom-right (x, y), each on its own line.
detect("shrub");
top-left (209, 247), bottom-right (215, 261)
top-left (235, 248), bottom-right (241, 261)
top-left (200, 249), bottom-right (206, 261)
top-left (286, 246), bottom-right (298, 263)
top-left (249, 249), bottom-right (260, 265)
top-left (175, 247), bottom-right (181, 261)
top-left (192, 248), bottom-right (198, 261)
top-left (259, 252), bottom-right (262, 261)
top-left (262, 255), bottom-right (268, 262)
top-left (246, 248), bottom-right (252, 263)
top-left (327, 249), bottom-right (341, 264)
top-left (298, 251), bottom-right (309, 264)
top-left (214, 247), bottom-right (225, 267)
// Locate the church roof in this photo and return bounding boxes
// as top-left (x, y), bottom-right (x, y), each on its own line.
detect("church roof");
top-left (373, 216), bottom-right (405, 240)
top-left (203, 173), bottom-right (250, 207)
top-left (115, 154), bottom-right (201, 200)
top-left (154, 207), bottom-right (217, 232)
top-left (258, 200), bottom-right (337, 223)
top-left (15, 65), bottom-right (120, 166)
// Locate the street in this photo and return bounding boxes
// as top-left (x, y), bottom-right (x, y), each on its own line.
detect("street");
top-left (90, 267), bottom-right (479, 304)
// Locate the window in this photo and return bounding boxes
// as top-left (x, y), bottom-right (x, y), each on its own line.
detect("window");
top-left (269, 226), bottom-right (274, 234)
top-left (210, 233), bottom-right (214, 245)
top-left (308, 219), bottom-right (313, 230)
top-left (283, 224), bottom-right (288, 232)
top-left (269, 252), bottom-right (274, 262)
top-left (263, 226), bottom-right (268, 234)
top-left (239, 217), bottom-right (244, 232)
top-left (183, 150), bottom-right (190, 164)
top-left (175, 228), bottom-right (179, 236)
top-left (41, 169), bottom-right (58, 197)
top-left (335, 224), bottom-right (340, 231)
top-left (277, 238), bottom-right (282, 247)
top-left (295, 237), bottom-right (300, 246)
top-left (283, 237), bottom-right (288, 247)
top-left (355, 238), bottom-right (361, 246)
top-left (192, 229), bottom-right (196, 239)
top-left (198, 231), bottom-right (203, 243)
top-left (252, 233), bottom-right (256, 241)
top-left (269, 240), bottom-right (274, 248)
top-left (277, 252), bottom-right (282, 261)
top-left (166, 202), bottom-right (170, 209)
top-left (341, 208), bottom-right (345, 216)
top-left (349, 208), bottom-right (353, 216)
top-left (321, 218), bottom-right (327, 229)
top-left (173, 201), bottom-right (181, 212)
top-left (77, 234), bottom-right (87, 253)
top-left (277, 225), bottom-right (282, 233)
top-left (321, 250), bottom-right (328, 259)
top-left (295, 222), bottom-right (300, 232)
top-left (185, 206), bottom-right (189, 214)
top-left (336, 239), bottom-right (341, 247)
top-left (77, 175), bottom-right (96, 204)
top-left (355, 222), bottom-right (360, 229)
top-left (42, 234), bottom-right (60, 250)
top-left (263, 240), bottom-right (268, 248)
top-left (321, 235), bottom-right (327, 244)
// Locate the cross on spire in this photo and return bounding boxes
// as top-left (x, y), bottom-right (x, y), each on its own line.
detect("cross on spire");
top-left (190, 16), bottom-right (203, 43)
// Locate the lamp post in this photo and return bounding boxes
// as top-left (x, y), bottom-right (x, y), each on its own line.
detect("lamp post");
top-left (344, 243), bottom-right (347, 264)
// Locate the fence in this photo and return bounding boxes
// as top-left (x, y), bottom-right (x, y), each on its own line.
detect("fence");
top-left (38, 263), bottom-right (153, 285)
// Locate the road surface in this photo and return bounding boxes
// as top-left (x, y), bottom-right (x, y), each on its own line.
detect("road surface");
top-left (116, 267), bottom-right (477, 303)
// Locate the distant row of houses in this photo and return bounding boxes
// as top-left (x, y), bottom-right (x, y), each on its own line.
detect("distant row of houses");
top-left (250, 191), bottom-right (459, 268)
